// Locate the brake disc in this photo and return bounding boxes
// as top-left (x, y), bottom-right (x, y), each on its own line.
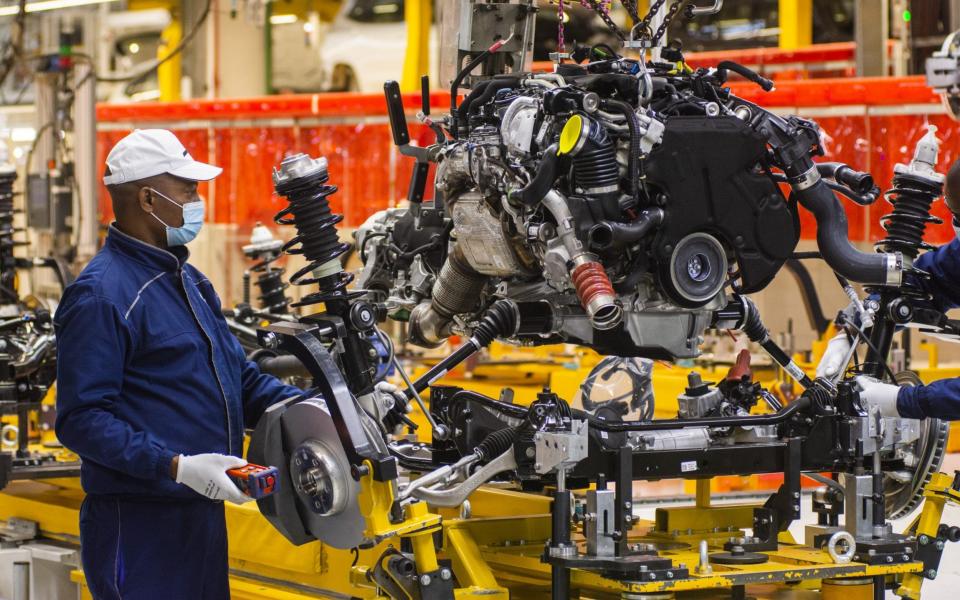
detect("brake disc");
top-left (884, 371), bottom-right (949, 520)
top-left (281, 398), bottom-right (364, 548)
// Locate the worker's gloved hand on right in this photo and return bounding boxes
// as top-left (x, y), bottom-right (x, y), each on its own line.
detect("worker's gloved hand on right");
top-left (816, 332), bottom-right (852, 379)
top-left (854, 375), bottom-right (902, 418)
top-left (175, 453), bottom-right (253, 504)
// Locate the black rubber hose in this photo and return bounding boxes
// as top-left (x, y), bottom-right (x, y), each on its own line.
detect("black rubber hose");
top-left (450, 50), bottom-right (492, 136)
top-left (462, 77), bottom-right (521, 119)
top-left (588, 208), bottom-right (663, 251)
top-left (816, 162), bottom-right (876, 196)
top-left (793, 178), bottom-right (899, 286)
top-left (771, 171), bottom-right (878, 207)
top-left (255, 354), bottom-right (310, 379)
top-left (601, 99), bottom-right (641, 200)
top-left (456, 79), bottom-right (492, 122)
top-left (512, 143), bottom-right (561, 207)
top-left (717, 60), bottom-right (774, 92)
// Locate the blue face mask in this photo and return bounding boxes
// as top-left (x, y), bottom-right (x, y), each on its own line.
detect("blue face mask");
top-left (149, 188), bottom-right (205, 246)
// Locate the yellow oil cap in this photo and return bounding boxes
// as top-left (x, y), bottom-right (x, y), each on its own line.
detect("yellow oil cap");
top-left (558, 114), bottom-right (585, 156)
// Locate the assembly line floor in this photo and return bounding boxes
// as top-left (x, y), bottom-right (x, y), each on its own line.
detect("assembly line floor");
top-left (631, 453), bottom-right (960, 599)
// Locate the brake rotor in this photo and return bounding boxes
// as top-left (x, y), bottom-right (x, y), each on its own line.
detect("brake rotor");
top-left (280, 398), bottom-right (364, 548)
top-left (884, 371), bottom-right (949, 520)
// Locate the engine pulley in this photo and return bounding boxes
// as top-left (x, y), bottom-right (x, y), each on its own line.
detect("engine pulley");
top-left (664, 232), bottom-right (728, 306)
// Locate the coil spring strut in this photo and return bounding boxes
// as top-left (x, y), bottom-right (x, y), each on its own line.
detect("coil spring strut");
top-left (0, 166), bottom-right (17, 297)
top-left (875, 172), bottom-right (943, 264)
top-left (253, 260), bottom-right (290, 314)
top-left (272, 154), bottom-right (362, 308)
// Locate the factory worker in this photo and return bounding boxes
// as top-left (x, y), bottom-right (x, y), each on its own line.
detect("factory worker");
top-left (55, 129), bottom-right (303, 599)
top-left (817, 159), bottom-right (960, 421)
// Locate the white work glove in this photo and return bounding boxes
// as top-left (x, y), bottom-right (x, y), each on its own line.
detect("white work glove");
top-left (816, 332), bottom-right (853, 379)
top-left (375, 381), bottom-right (413, 435)
top-left (854, 376), bottom-right (902, 418)
top-left (175, 453), bottom-right (253, 504)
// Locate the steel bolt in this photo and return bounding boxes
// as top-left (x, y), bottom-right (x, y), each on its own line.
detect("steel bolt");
top-left (624, 501), bottom-right (632, 509)
top-left (886, 556), bottom-right (893, 563)
top-left (440, 569), bottom-right (452, 581)
top-left (262, 332), bottom-right (279, 349)
top-left (667, 571), bottom-right (674, 579)
top-left (936, 541), bottom-right (945, 551)
top-left (919, 535), bottom-right (930, 545)
top-left (649, 573), bottom-right (657, 580)
top-left (928, 569), bottom-right (938, 579)
top-left (420, 574), bottom-right (431, 586)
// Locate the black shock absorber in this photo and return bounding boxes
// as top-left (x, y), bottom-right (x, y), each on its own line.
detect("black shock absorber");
top-left (874, 172), bottom-right (943, 265)
top-left (272, 154), bottom-right (363, 308)
top-left (0, 166), bottom-right (17, 301)
top-left (242, 223), bottom-right (290, 314)
top-left (864, 134), bottom-right (944, 378)
top-left (271, 154), bottom-right (380, 394)
top-left (254, 264), bottom-right (290, 314)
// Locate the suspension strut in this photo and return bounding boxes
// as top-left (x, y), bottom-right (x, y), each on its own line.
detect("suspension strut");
top-left (271, 154), bottom-right (382, 394)
top-left (242, 223), bottom-right (291, 314)
top-left (864, 126), bottom-right (944, 378)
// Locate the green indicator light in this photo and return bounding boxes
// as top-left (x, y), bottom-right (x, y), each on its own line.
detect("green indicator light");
top-left (903, 9), bottom-right (911, 22)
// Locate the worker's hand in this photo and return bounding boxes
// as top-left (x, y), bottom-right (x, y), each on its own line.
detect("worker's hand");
top-left (854, 375), bottom-right (901, 418)
top-left (816, 332), bottom-right (853, 379)
top-left (175, 453), bottom-right (253, 504)
top-left (377, 381), bottom-right (412, 435)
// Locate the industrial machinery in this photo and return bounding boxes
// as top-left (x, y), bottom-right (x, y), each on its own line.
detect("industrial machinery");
top-left (247, 2), bottom-right (960, 598)
top-left (926, 28), bottom-right (960, 120)
top-left (0, 165), bottom-right (76, 489)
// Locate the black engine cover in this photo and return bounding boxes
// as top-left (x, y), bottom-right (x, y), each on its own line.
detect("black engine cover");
top-left (644, 116), bottom-right (800, 303)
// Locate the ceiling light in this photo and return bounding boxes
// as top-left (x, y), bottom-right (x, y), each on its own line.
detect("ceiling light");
top-left (0, 0), bottom-right (120, 17)
top-left (269, 13), bottom-right (297, 25)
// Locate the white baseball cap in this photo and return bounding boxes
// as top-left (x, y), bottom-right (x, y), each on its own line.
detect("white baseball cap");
top-left (103, 129), bottom-right (222, 185)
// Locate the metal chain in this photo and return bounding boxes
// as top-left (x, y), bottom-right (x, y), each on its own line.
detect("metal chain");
top-left (635, 0), bottom-right (669, 40)
top-left (650, 0), bottom-right (687, 45)
top-left (581, 0), bottom-right (626, 42)
top-left (620, 0), bottom-right (641, 24)
top-left (558, 0), bottom-right (566, 52)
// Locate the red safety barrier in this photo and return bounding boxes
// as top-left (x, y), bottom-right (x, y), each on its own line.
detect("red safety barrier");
top-left (94, 75), bottom-right (957, 245)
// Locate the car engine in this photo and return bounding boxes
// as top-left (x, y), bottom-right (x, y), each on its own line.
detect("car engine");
top-left (358, 47), bottom-right (891, 360)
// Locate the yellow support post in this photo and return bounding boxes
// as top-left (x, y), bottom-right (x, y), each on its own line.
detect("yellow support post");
top-left (779, 0), bottom-right (812, 49)
top-left (896, 472), bottom-right (960, 599)
top-left (157, 3), bottom-right (182, 102)
top-left (401, 0), bottom-right (431, 92)
top-left (695, 479), bottom-right (711, 508)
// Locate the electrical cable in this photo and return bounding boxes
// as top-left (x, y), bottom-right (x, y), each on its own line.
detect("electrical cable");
top-left (844, 320), bottom-right (898, 383)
